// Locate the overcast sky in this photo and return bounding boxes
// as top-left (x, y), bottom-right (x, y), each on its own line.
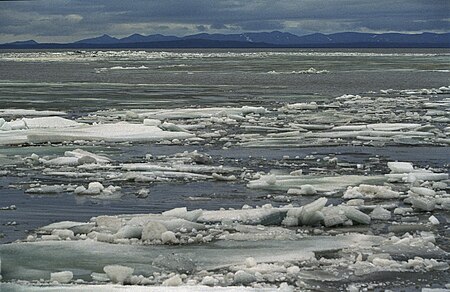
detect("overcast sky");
top-left (0, 0), bottom-right (449, 43)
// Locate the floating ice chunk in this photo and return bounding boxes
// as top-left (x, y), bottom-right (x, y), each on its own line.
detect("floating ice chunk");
top-left (121, 162), bottom-right (230, 175)
top-left (141, 221), bottom-right (167, 241)
top-left (114, 225), bottom-right (142, 239)
top-left (41, 234), bottom-right (60, 241)
top-left (370, 206), bottom-right (391, 220)
top-left (300, 197), bottom-right (327, 226)
top-left (75, 182), bottom-right (121, 197)
top-left (181, 150), bottom-right (213, 165)
top-left (163, 207), bottom-right (188, 218)
top-left (346, 199), bottom-right (364, 206)
top-left (245, 257), bottom-right (257, 268)
top-left (0, 121), bottom-right (12, 131)
top-left (200, 276), bottom-right (217, 286)
top-left (0, 205), bottom-right (16, 210)
top-left (74, 186), bottom-right (87, 194)
top-left (125, 110), bottom-right (139, 120)
top-left (132, 106), bottom-right (267, 120)
top-left (0, 109), bottom-right (66, 117)
top-left (289, 170), bottom-right (302, 176)
top-left (371, 257), bottom-right (401, 269)
top-left (405, 172), bottom-right (449, 182)
top-left (332, 125), bottom-right (371, 131)
top-left (2, 120), bottom-right (24, 132)
top-left (282, 102), bottom-right (318, 111)
top-left (387, 162), bottom-right (414, 173)
top-left (162, 208), bottom-right (203, 222)
top-left (143, 119), bottom-right (162, 126)
top-left (88, 182), bottom-right (103, 194)
top-left (25, 184), bottom-right (64, 194)
top-left (39, 221), bottom-right (94, 234)
top-left (153, 253), bottom-right (196, 274)
top-left (23, 117), bottom-right (79, 129)
top-left (282, 208), bottom-right (302, 227)
top-left (198, 208), bottom-right (286, 225)
top-left (42, 157), bottom-right (79, 166)
top-left (96, 216), bottom-right (122, 233)
top-left (103, 265), bottom-right (134, 284)
top-left (410, 196), bottom-right (436, 211)
top-left (410, 187), bottom-right (436, 197)
top-left (96, 233), bottom-right (115, 243)
top-left (367, 123), bottom-right (421, 131)
top-left (287, 184), bottom-right (317, 196)
top-left (233, 270), bottom-right (256, 285)
top-left (161, 218), bottom-right (204, 231)
top-left (322, 207), bottom-right (347, 227)
top-left (65, 149), bottom-right (111, 164)
top-left (77, 156), bottom-right (97, 165)
top-left (342, 206), bottom-right (371, 225)
top-left (241, 106), bottom-right (267, 115)
top-left (268, 68), bottom-right (328, 75)
top-left (386, 169), bottom-right (449, 183)
top-left (393, 207), bottom-right (413, 215)
top-left (136, 188), bottom-right (149, 198)
top-left (51, 229), bottom-right (75, 240)
top-left (441, 198), bottom-right (450, 210)
top-left (428, 215), bottom-right (440, 225)
top-left (248, 174), bottom-right (385, 192)
top-left (160, 122), bottom-right (191, 133)
top-left (161, 231), bottom-right (178, 244)
top-left (432, 182), bottom-right (447, 190)
top-left (107, 65), bottom-right (148, 70)
top-left (163, 274), bottom-right (183, 286)
top-left (9, 119), bottom-right (28, 130)
top-left (27, 123), bottom-right (194, 144)
top-left (294, 124), bottom-right (333, 130)
top-left (212, 173), bottom-right (237, 181)
top-left (102, 186), bottom-right (122, 196)
top-left (343, 184), bottom-right (400, 199)
top-left (287, 265), bottom-right (300, 276)
top-left (50, 271), bottom-right (73, 284)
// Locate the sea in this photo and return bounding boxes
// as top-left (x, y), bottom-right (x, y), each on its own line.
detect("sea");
top-left (0, 48), bottom-right (449, 290)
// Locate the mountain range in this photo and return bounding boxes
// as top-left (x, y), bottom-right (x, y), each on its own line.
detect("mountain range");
top-left (2, 31), bottom-right (449, 49)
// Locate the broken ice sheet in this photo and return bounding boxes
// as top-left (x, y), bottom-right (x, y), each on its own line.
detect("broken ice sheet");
top-left (0, 118), bottom-right (194, 146)
top-left (247, 174), bottom-right (386, 192)
top-left (0, 234), bottom-right (381, 282)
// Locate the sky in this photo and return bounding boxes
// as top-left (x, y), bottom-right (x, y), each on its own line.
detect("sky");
top-left (0, 0), bottom-right (449, 43)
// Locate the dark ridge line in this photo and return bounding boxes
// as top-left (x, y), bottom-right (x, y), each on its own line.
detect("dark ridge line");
top-left (1, 39), bottom-right (450, 49)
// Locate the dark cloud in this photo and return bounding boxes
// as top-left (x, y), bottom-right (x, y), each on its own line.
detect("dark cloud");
top-left (237, 20), bottom-right (286, 31)
top-left (196, 25), bottom-right (208, 32)
top-left (0, 0), bottom-right (448, 42)
top-left (211, 23), bottom-right (228, 30)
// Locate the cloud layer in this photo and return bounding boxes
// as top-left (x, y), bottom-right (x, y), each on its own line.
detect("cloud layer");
top-left (0, 0), bottom-right (449, 42)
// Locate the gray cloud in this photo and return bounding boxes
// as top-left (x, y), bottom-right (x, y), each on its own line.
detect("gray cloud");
top-left (0, 0), bottom-right (448, 43)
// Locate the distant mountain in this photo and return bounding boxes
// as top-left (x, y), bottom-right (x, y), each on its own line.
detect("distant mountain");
top-left (74, 34), bottom-right (119, 44)
top-left (8, 40), bottom-right (38, 46)
top-left (180, 31), bottom-right (450, 45)
top-left (182, 31), bottom-right (304, 45)
top-left (119, 33), bottom-right (179, 43)
top-left (1, 31), bottom-right (449, 49)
